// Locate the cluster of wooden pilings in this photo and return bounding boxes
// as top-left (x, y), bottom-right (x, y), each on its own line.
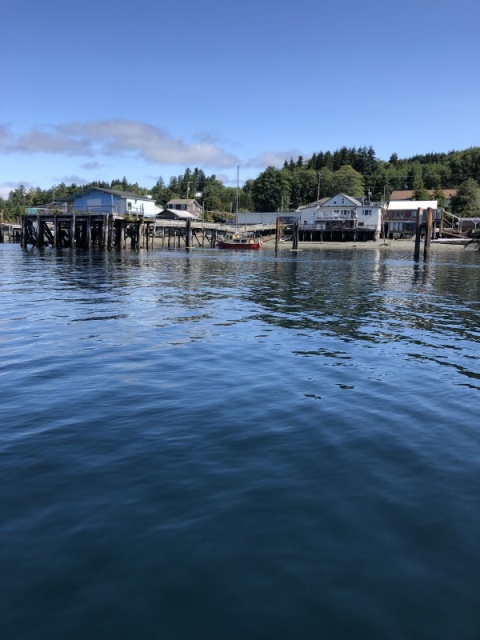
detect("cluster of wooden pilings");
top-left (158, 219), bottom-right (219, 249)
top-left (414, 207), bottom-right (433, 261)
top-left (19, 214), bottom-right (276, 251)
top-left (298, 225), bottom-right (378, 243)
top-left (20, 213), bottom-right (156, 250)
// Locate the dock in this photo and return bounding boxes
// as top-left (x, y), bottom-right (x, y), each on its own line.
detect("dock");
top-left (18, 212), bottom-right (277, 250)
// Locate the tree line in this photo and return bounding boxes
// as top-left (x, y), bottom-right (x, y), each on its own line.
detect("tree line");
top-left (1, 146), bottom-right (479, 222)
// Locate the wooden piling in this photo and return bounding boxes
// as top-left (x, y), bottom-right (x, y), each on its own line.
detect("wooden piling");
top-left (275, 217), bottom-right (280, 251)
top-left (292, 221), bottom-right (300, 251)
top-left (107, 214), bottom-right (113, 250)
top-left (69, 215), bottom-right (75, 248)
top-left (36, 216), bottom-right (43, 248)
top-left (185, 219), bottom-right (192, 250)
top-left (424, 207), bottom-right (433, 261)
top-left (54, 216), bottom-right (61, 248)
top-left (414, 207), bottom-right (423, 260)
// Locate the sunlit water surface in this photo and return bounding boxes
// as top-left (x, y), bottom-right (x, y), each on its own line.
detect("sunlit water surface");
top-left (1, 242), bottom-right (479, 639)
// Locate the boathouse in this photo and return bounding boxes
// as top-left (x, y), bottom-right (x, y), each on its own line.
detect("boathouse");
top-left (297, 193), bottom-right (383, 238)
top-left (70, 187), bottom-right (163, 218)
top-left (384, 200), bottom-right (439, 238)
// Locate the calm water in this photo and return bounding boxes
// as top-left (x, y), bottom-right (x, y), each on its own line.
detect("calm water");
top-left (1, 242), bottom-right (479, 640)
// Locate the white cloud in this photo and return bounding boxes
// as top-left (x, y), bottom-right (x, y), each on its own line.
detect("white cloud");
top-left (0, 124), bottom-right (14, 147)
top-left (80, 161), bottom-right (104, 170)
top-left (245, 150), bottom-right (302, 168)
top-left (0, 120), bottom-right (240, 169)
top-left (0, 180), bottom-right (33, 199)
top-left (56, 175), bottom-right (88, 185)
top-left (0, 185), bottom-right (12, 199)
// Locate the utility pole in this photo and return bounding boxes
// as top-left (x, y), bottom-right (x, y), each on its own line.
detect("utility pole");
top-left (317, 173), bottom-right (322, 204)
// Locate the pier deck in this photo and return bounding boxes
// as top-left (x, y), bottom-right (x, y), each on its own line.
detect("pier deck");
top-left (19, 213), bottom-right (277, 250)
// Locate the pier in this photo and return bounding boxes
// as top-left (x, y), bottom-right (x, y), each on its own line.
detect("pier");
top-left (19, 212), bottom-right (277, 250)
top-left (15, 210), bottom-right (395, 251)
top-left (20, 212), bottom-right (156, 250)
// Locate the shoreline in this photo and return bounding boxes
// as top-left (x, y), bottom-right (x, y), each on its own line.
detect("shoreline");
top-left (264, 238), bottom-right (479, 252)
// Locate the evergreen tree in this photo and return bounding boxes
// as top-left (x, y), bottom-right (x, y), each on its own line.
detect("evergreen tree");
top-left (251, 167), bottom-right (291, 211)
top-left (389, 152), bottom-right (399, 165)
top-left (413, 186), bottom-right (431, 200)
top-left (331, 165), bottom-right (364, 197)
top-left (432, 187), bottom-right (446, 208)
top-left (450, 179), bottom-right (480, 216)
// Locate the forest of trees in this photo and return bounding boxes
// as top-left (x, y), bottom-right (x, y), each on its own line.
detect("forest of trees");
top-left (1, 146), bottom-right (480, 222)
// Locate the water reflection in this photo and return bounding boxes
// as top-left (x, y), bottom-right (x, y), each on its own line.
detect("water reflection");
top-left (9, 243), bottom-right (480, 387)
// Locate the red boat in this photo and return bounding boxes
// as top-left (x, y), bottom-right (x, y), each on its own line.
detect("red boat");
top-left (218, 231), bottom-right (263, 250)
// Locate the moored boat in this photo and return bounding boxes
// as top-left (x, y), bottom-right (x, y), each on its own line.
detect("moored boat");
top-left (218, 231), bottom-right (262, 250)
top-left (217, 165), bottom-right (262, 250)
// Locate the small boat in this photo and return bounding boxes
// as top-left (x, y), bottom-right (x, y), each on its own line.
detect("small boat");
top-left (218, 231), bottom-right (262, 250)
top-left (217, 165), bottom-right (262, 250)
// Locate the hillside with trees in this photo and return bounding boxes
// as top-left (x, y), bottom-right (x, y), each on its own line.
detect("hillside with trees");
top-left (1, 147), bottom-right (479, 222)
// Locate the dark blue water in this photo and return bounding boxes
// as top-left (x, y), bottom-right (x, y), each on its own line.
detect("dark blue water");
top-left (1, 242), bottom-right (479, 640)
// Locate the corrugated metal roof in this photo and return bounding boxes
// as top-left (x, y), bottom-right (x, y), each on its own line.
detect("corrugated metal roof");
top-left (387, 200), bottom-right (438, 210)
top-left (74, 187), bottom-right (153, 200)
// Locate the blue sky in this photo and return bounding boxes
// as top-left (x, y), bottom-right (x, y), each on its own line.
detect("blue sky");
top-left (1, 0), bottom-right (479, 197)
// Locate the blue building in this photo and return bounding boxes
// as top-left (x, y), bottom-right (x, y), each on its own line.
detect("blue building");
top-left (71, 187), bottom-right (162, 218)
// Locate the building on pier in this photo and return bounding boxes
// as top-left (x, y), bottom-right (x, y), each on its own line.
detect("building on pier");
top-left (297, 193), bottom-right (383, 239)
top-left (31, 187), bottom-right (164, 218)
top-left (384, 200), bottom-right (439, 239)
top-left (71, 187), bottom-right (163, 217)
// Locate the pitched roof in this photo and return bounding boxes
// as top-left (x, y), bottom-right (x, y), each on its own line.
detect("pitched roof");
top-left (166, 198), bottom-right (201, 206)
top-left (75, 186), bottom-right (153, 200)
top-left (323, 193), bottom-right (363, 207)
top-left (158, 209), bottom-right (196, 219)
top-left (295, 198), bottom-right (330, 210)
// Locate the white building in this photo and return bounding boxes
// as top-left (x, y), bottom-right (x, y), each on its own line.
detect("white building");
top-left (297, 193), bottom-right (383, 237)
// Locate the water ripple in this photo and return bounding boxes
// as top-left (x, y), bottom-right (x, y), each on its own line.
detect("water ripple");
top-left (1, 244), bottom-right (479, 639)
